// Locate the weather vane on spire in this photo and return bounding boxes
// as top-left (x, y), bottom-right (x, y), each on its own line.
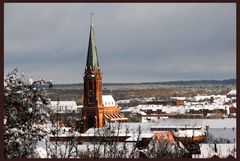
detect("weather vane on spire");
top-left (90, 12), bottom-right (94, 27)
top-left (90, 12), bottom-right (94, 19)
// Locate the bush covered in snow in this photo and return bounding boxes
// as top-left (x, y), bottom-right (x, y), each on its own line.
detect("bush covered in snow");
top-left (4, 68), bottom-right (53, 158)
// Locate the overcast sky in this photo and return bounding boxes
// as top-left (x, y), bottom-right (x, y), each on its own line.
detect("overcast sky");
top-left (4, 3), bottom-right (236, 84)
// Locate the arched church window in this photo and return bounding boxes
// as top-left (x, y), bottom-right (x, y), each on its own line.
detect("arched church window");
top-left (88, 115), bottom-right (96, 128)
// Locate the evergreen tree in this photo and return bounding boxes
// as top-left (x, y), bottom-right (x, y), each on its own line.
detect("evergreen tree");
top-left (4, 68), bottom-right (53, 158)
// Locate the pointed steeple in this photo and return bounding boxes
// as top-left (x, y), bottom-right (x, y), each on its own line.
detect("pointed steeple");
top-left (86, 17), bottom-right (100, 72)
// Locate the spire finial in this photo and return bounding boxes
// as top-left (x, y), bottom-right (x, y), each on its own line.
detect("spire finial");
top-left (90, 12), bottom-right (94, 26)
top-left (90, 12), bottom-right (94, 18)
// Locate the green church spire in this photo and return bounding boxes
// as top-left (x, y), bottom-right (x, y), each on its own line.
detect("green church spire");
top-left (86, 17), bottom-right (100, 72)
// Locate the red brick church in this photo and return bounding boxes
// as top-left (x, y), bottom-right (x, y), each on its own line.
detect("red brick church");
top-left (82, 19), bottom-right (128, 132)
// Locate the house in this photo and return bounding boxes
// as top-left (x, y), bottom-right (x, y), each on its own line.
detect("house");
top-left (49, 101), bottom-right (81, 127)
top-left (228, 106), bottom-right (236, 117)
top-left (193, 95), bottom-right (212, 102)
top-left (173, 129), bottom-right (204, 143)
top-left (154, 131), bottom-right (175, 143)
top-left (171, 97), bottom-right (186, 106)
top-left (116, 99), bottom-right (131, 109)
top-left (226, 89), bottom-right (236, 99)
top-left (49, 101), bottom-right (78, 113)
top-left (139, 131), bottom-right (189, 158)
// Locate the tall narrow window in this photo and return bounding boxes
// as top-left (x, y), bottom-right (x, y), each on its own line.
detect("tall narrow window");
top-left (88, 82), bottom-right (94, 104)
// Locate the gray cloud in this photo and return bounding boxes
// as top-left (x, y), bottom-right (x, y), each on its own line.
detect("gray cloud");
top-left (4, 3), bottom-right (236, 83)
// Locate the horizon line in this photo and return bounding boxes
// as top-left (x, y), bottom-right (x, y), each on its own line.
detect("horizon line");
top-left (53, 78), bottom-right (236, 85)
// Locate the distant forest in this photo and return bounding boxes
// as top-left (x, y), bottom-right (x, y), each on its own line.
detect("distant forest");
top-left (138, 79), bottom-right (236, 85)
top-left (50, 79), bottom-right (236, 89)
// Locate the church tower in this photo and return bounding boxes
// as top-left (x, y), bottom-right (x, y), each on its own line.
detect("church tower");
top-left (82, 19), bottom-right (104, 132)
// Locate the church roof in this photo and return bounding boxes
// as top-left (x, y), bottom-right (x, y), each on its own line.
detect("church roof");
top-left (102, 95), bottom-right (116, 107)
top-left (86, 19), bottom-right (100, 71)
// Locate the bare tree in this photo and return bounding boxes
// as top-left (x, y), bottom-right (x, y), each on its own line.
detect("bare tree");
top-left (41, 122), bottom-right (190, 158)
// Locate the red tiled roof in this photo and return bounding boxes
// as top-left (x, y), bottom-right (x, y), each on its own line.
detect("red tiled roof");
top-left (104, 114), bottom-right (128, 121)
top-left (154, 132), bottom-right (176, 144)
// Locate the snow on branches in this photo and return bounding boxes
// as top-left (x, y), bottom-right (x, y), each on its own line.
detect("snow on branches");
top-left (4, 68), bottom-right (53, 158)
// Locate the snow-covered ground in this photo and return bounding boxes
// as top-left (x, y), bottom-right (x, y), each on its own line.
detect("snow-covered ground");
top-left (192, 143), bottom-right (236, 158)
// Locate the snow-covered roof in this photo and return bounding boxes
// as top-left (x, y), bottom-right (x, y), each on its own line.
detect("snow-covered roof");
top-left (81, 126), bottom-right (152, 139)
top-left (214, 95), bottom-right (227, 98)
top-left (48, 126), bottom-right (80, 137)
top-left (227, 90), bottom-right (236, 96)
top-left (151, 125), bottom-right (202, 129)
top-left (193, 95), bottom-right (212, 101)
top-left (142, 135), bottom-right (188, 154)
top-left (192, 143), bottom-right (236, 158)
top-left (186, 102), bottom-right (205, 106)
top-left (121, 106), bottom-right (142, 113)
top-left (107, 118), bottom-right (235, 143)
top-left (81, 128), bottom-right (103, 137)
top-left (49, 101), bottom-right (77, 112)
top-left (171, 97), bottom-right (186, 100)
top-left (102, 95), bottom-right (116, 107)
top-left (125, 133), bottom-right (153, 141)
top-left (232, 102), bottom-right (236, 108)
top-left (125, 135), bottom-right (142, 141)
top-left (112, 118), bottom-right (236, 130)
top-left (161, 106), bottom-right (183, 114)
top-left (230, 97), bottom-right (236, 100)
top-left (50, 101), bottom-right (77, 106)
top-left (138, 111), bottom-right (147, 116)
top-left (141, 97), bottom-right (155, 103)
top-left (201, 104), bottom-right (225, 110)
top-left (116, 99), bottom-right (131, 104)
top-left (173, 130), bottom-right (204, 138)
top-left (142, 116), bottom-right (159, 123)
top-left (139, 104), bottom-right (163, 110)
top-left (125, 98), bottom-right (229, 115)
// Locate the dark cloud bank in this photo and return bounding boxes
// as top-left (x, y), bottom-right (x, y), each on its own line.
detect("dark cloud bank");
top-left (4, 3), bottom-right (236, 83)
